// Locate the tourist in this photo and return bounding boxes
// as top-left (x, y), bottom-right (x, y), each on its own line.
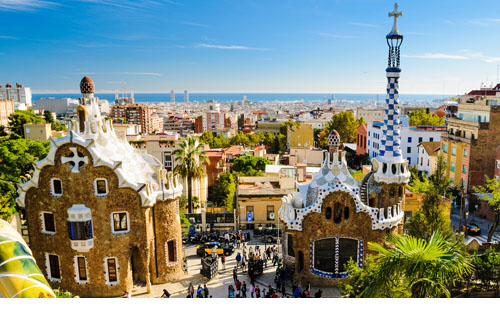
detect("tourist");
top-left (262, 288), bottom-right (266, 298)
top-left (250, 283), bottom-right (255, 298)
top-left (241, 255), bottom-right (247, 272)
top-left (160, 289), bottom-right (170, 298)
top-left (228, 285), bottom-right (235, 298)
top-left (305, 282), bottom-right (311, 298)
top-left (266, 246), bottom-right (271, 260)
top-left (314, 289), bottom-right (323, 298)
top-left (235, 252), bottom-right (242, 269)
top-left (272, 248), bottom-right (279, 266)
top-left (255, 285), bottom-right (261, 298)
top-left (241, 281), bottom-right (247, 298)
top-left (203, 284), bottom-right (209, 298)
top-left (224, 231), bottom-right (230, 245)
top-left (221, 254), bottom-right (226, 270)
top-left (236, 234), bottom-right (241, 249)
top-left (122, 291), bottom-right (130, 298)
top-left (248, 246), bottom-right (254, 259)
top-left (242, 244), bottom-right (247, 258)
top-left (233, 267), bottom-right (238, 283)
top-left (188, 283), bottom-right (194, 298)
top-left (196, 285), bottom-right (203, 298)
top-left (212, 245), bottom-right (217, 260)
top-left (262, 252), bottom-right (267, 268)
top-left (294, 283), bottom-right (301, 298)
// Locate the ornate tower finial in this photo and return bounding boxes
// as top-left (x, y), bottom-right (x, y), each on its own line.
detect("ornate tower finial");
top-left (386, 3), bottom-right (403, 68)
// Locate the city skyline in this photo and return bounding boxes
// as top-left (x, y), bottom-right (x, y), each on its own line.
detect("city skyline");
top-left (2, 0), bottom-right (500, 94)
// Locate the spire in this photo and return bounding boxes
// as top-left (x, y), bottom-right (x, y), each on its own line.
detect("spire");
top-left (373, 3), bottom-right (410, 184)
top-left (386, 3), bottom-right (403, 69)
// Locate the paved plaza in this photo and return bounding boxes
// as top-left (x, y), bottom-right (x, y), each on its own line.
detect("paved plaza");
top-left (130, 235), bottom-right (341, 298)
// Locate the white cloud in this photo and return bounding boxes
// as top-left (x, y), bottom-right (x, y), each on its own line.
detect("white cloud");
top-left (195, 43), bottom-right (268, 51)
top-left (467, 18), bottom-right (500, 26)
top-left (0, 0), bottom-right (56, 11)
top-left (403, 53), bottom-right (469, 60)
top-left (76, 0), bottom-right (177, 10)
top-left (317, 32), bottom-right (357, 39)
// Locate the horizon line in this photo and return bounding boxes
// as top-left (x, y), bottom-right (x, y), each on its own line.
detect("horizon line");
top-left (32, 91), bottom-right (455, 96)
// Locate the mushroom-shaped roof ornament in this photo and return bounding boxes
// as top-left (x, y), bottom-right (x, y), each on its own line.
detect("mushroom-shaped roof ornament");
top-left (328, 129), bottom-right (341, 149)
top-left (80, 76), bottom-right (95, 94)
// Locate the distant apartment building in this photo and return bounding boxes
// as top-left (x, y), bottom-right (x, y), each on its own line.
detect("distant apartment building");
top-left (417, 141), bottom-right (440, 176)
top-left (32, 98), bottom-right (79, 115)
top-left (170, 90), bottom-right (175, 103)
top-left (287, 123), bottom-right (314, 149)
top-left (164, 115), bottom-right (195, 134)
top-left (194, 109), bottom-right (225, 133)
top-left (184, 90), bottom-right (189, 103)
top-left (356, 123), bottom-right (368, 155)
top-left (111, 103), bottom-right (159, 134)
top-left (0, 99), bottom-right (14, 127)
top-left (23, 123), bottom-right (51, 141)
top-left (0, 83), bottom-right (32, 106)
top-left (206, 149), bottom-right (227, 187)
top-left (287, 147), bottom-right (324, 167)
top-left (352, 108), bottom-right (384, 124)
top-left (367, 116), bottom-right (446, 165)
top-left (255, 120), bottom-right (285, 134)
top-left (441, 99), bottom-right (500, 192)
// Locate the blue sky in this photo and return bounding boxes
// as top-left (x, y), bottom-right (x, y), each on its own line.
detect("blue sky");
top-left (1, 0), bottom-right (500, 94)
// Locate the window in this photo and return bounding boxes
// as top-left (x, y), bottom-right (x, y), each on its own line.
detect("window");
top-left (163, 153), bottom-right (173, 171)
top-left (333, 203), bottom-right (342, 224)
top-left (408, 137), bottom-right (412, 143)
top-left (166, 240), bottom-right (177, 264)
top-left (443, 144), bottom-right (448, 153)
top-left (408, 157), bottom-right (411, 164)
top-left (41, 212), bottom-right (55, 233)
top-left (344, 207), bottom-right (350, 220)
top-left (430, 138), bottom-right (433, 142)
top-left (76, 256), bottom-right (88, 282)
top-left (325, 207), bottom-right (332, 220)
top-left (106, 258), bottom-right (118, 283)
top-left (418, 137), bottom-right (423, 143)
top-left (94, 179), bottom-right (108, 197)
top-left (286, 234), bottom-right (295, 257)
top-left (51, 179), bottom-right (62, 197)
top-left (313, 238), bottom-right (360, 276)
top-left (462, 165), bottom-right (466, 173)
top-left (267, 205), bottom-right (275, 221)
top-left (47, 254), bottom-right (61, 280)
top-left (461, 179), bottom-right (466, 188)
top-left (450, 163), bottom-right (455, 172)
top-left (389, 187), bottom-right (395, 198)
top-left (464, 149), bottom-right (468, 157)
top-left (407, 147), bottom-right (411, 153)
top-left (451, 146), bottom-right (456, 156)
top-left (67, 220), bottom-right (93, 240)
top-left (420, 157), bottom-right (423, 165)
top-left (450, 177), bottom-right (454, 183)
top-left (398, 186), bottom-right (403, 197)
top-left (111, 212), bottom-right (129, 233)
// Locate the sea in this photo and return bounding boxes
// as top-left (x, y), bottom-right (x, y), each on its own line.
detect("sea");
top-left (32, 93), bottom-right (450, 103)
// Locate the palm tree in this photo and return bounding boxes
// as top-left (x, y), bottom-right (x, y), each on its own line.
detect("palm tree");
top-left (362, 232), bottom-right (473, 298)
top-left (173, 137), bottom-right (208, 213)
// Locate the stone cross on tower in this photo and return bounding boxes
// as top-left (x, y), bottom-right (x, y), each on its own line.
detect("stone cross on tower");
top-left (389, 3), bottom-right (403, 26)
top-left (62, 147), bottom-right (88, 173)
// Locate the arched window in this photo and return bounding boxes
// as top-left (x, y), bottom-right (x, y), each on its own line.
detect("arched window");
top-left (325, 207), bottom-right (332, 220)
top-left (398, 186), bottom-right (403, 197)
top-left (344, 206), bottom-right (350, 220)
top-left (334, 203), bottom-right (342, 224)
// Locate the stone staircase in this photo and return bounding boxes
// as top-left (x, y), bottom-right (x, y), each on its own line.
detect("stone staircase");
top-left (359, 171), bottom-right (374, 205)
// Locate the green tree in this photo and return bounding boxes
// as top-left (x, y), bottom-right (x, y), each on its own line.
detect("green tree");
top-left (43, 110), bottom-right (66, 131)
top-left (199, 131), bottom-right (214, 147)
top-left (212, 171), bottom-right (236, 210)
top-left (319, 111), bottom-right (360, 148)
top-left (430, 154), bottom-right (450, 196)
top-left (8, 110), bottom-right (45, 137)
top-left (173, 136), bottom-right (208, 213)
top-left (0, 137), bottom-right (50, 219)
top-left (473, 176), bottom-right (500, 243)
top-left (231, 155), bottom-right (271, 176)
top-left (279, 120), bottom-right (299, 136)
top-left (362, 232), bottom-right (473, 298)
top-left (408, 108), bottom-right (445, 126)
top-left (43, 110), bottom-right (55, 124)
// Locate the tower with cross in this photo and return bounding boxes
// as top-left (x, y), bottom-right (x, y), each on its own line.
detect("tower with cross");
top-left (373, 3), bottom-right (410, 185)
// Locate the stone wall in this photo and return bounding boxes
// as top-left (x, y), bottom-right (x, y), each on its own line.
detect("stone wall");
top-left (283, 190), bottom-right (399, 287)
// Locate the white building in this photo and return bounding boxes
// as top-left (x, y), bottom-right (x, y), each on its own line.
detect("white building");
top-left (32, 98), bottom-right (79, 115)
top-left (417, 141), bottom-right (440, 176)
top-left (367, 116), bottom-right (446, 165)
top-left (0, 83), bottom-right (32, 106)
top-left (170, 90), bottom-right (175, 103)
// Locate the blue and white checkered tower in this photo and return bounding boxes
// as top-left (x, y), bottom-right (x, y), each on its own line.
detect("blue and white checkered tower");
top-left (373, 3), bottom-right (410, 184)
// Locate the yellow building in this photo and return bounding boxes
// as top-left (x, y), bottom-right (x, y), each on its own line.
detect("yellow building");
top-left (403, 191), bottom-right (452, 223)
top-left (287, 123), bottom-right (314, 149)
top-left (237, 168), bottom-right (296, 229)
top-left (23, 123), bottom-right (51, 141)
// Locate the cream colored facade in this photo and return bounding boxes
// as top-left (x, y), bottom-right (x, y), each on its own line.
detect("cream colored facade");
top-left (287, 123), bottom-right (314, 149)
top-left (23, 123), bottom-right (51, 141)
top-left (237, 170), bottom-right (296, 229)
top-left (288, 147), bottom-right (324, 166)
top-left (352, 108), bottom-right (384, 124)
top-left (0, 99), bottom-right (14, 127)
top-left (132, 136), bottom-right (208, 211)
